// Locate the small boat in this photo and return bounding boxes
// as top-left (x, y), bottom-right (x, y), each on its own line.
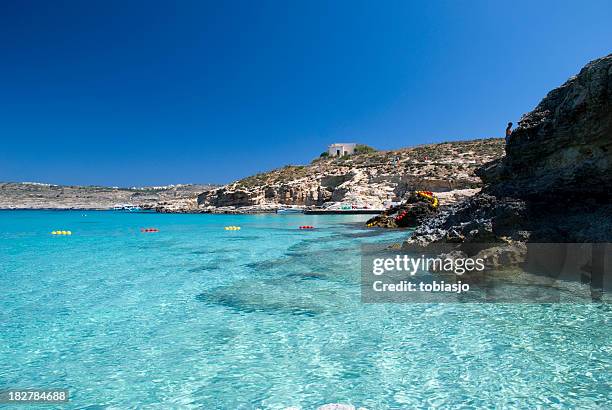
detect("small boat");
top-left (303, 202), bottom-right (384, 214)
top-left (276, 207), bottom-right (304, 214)
top-left (304, 208), bottom-right (384, 215)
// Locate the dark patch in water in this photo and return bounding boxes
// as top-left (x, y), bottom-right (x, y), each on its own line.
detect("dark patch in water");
top-left (196, 276), bottom-right (326, 317)
top-left (286, 271), bottom-right (327, 280)
top-left (285, 239), bottom-right (345, 253)
top-left (284, 251), bottom-right (310, 257)
top-left (188, 263), bottom-right (220, 272)
top-left (244, 259), bottom-right (280, 270)
top-left (195, 289), bottom-right (320, 317)
top-left (338, 230), bottom-right (384, 239)
top-left (284, 245), bottom-right (353, 261)
top-left (190, 249), bottom-right (237, 255)
top-left (226, 235), bottom-right (261, 241)
top-left (191, 249), bottom-right (215, 255)
top-left (244, 256), bottom-right (337, 277)
top-left (200, 327), bottom-right (238, 345)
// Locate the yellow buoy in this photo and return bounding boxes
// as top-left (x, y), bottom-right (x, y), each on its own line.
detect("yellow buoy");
top-left (51, 230), bottom-right (72, 235)
top-left (224, 226), bottom-right (241, 231)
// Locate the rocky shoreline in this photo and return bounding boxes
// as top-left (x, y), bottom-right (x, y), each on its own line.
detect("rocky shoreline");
top-left (404, 53), bottom-right (612, 265)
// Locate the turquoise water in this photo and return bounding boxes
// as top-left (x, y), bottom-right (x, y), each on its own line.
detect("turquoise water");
top-left (0, 210), bottom-right (610, 409)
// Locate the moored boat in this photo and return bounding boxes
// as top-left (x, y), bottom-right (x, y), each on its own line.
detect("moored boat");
top-left (276, 206), bottom-right (304, 214)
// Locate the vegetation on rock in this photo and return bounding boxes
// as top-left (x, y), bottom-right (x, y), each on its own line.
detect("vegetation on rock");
top-left (354, 144), bottom-right (376, 154)
top-left (197, 138), bottom-right (504, 211)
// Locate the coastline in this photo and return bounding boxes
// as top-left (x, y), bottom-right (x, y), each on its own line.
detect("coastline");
top-left (0, 182), bottom-right (215, 212)
top-left (0, 187), bottom-right (478, 214)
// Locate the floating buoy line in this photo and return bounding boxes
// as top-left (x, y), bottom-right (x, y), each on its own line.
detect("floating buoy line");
top-left (50, 224), bottom-right (323, 235)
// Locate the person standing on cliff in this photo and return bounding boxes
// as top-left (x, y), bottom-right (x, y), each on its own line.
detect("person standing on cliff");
top-left (505, 122), bottom-right (513, 145)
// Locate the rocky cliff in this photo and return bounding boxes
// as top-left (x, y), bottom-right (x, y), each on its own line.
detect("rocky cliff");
top-left (480, 54), bottom-right (612, 199)
top-left (407, 54), bottom-right (612, 248)
top-left (194, 139), bottom-right (504, 213)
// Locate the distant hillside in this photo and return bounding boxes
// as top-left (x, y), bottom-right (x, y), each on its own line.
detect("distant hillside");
top-left (0, 182), bottom-right (218, 210)
top-left (193, 138), bottom-right (504, 213)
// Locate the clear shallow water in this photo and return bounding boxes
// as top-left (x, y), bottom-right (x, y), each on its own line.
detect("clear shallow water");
top-left (0, 210), bottom-right (610, 409)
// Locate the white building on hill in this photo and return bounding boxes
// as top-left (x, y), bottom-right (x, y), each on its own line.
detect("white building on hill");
top-left (328, 143), bottom-right (357, 157)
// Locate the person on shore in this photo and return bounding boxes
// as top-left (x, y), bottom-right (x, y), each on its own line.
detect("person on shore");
top-left (505, 122), bottom-right (513, 145)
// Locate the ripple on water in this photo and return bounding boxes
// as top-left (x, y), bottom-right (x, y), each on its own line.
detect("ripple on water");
top-left (0, 211), bottom-right (610, 409)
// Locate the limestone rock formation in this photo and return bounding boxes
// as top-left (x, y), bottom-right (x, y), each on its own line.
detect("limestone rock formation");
top-left (407, 54), bottom-right (612, 255)
top-left (196, 139), bottom-right (504, 213)
top-left (479, 53), bottom-right (612, 199)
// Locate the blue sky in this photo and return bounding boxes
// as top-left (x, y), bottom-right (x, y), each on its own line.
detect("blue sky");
top-left (1, 0), bottom-right (611, 186)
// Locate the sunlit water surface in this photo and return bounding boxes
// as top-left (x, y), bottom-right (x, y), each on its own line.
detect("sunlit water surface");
top-left (0, 211), bottom-right (610, 409)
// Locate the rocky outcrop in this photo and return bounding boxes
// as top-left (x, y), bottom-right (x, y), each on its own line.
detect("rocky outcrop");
top-left (407, 54), bottom-right (612, 254)
top-left (365, 191), bottom-right (440, 228)
top-left (479, 53), bottom-right (612, 199)
top-left (196, 139), bottom-right (504, 213)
